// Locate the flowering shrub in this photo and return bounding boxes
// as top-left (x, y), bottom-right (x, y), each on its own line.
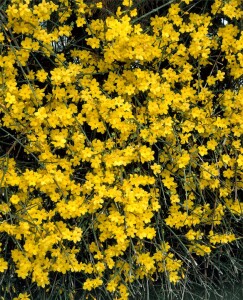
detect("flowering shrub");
top-left (0, 0), bottom-right (242, 299)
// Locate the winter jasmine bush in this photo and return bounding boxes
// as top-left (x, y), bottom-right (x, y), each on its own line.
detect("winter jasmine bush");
top-left (0, 0), bottom-right (242, 299)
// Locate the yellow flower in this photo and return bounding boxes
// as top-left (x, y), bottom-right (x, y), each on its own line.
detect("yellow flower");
top-left (177, 151), bottom-right (190, 168)
top-left (198, 145), bottom-right (208, 156)
top-left (71, 227), bottom-right (83, 243)
top-left (10, 195), bottom-right (20, 205)
top-left (216, 70), bottom-right (225, 81)
top-left (107, 279), bottom-right (118, 292)
top-left (13, 293), bottom-right (30, 300)
top-left (5, 92), bottom-right (16, 105)
top-left (139, 145), bottom-right (154, 163)
top-left (76, 17), bottom-right (85, 27)
top-left (151, 163), bottom-right (161, 175)
top-left (0, 258), bottom-right (8, 272)
top-left (0, 32), bottom-right (5, 42)
top-left (207, 139), bottom-right (217, 150)
top-left (86, 37), bottom-right (100, 49)
top-left (122, 0), bottom-right (133, 6)
top-left (36, 69), bottom-right (48, 82)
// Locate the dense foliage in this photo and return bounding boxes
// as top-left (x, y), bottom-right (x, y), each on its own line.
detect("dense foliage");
top-left (0, 0), bottom-right (242, 299)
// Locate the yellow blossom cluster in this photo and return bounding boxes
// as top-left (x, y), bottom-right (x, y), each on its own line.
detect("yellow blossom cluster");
top-left (0, 0), bottom-right (242, 298)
